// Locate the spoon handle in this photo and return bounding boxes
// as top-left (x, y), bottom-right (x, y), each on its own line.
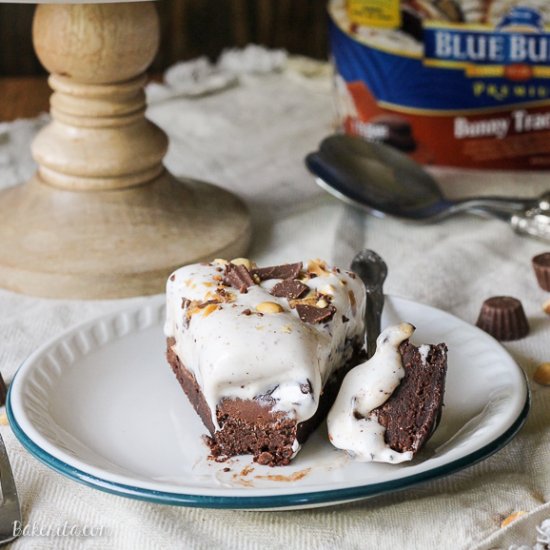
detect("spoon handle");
top-left (456, 192), bottom-right (550, 241)
top-left (512, 210), bottom-right (550, 242)
top-left (350, 249), bottom-right (388, 360)
top-left (366, 289), bottom-right (384, 359)
top-left (451, 195), bottom-right (539, 216)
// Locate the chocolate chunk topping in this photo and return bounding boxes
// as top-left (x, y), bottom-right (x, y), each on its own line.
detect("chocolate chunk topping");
top-left (223, 263), bottom-right (255, 293)
top-left (296, 304), bottom-right (336, 324)
top-left (251, 262), bottom-right (302, 281)
top-left (270, 279), bottom-right (309, 300)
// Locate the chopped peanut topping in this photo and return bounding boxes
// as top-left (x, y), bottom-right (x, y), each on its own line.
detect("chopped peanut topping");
top-left (534, 363), bottom-right (550, 386)
top-left (256, 302), bottom-right (284, 314)
top-left (202, 303), bottom-right (220, 317)
top-left (307, 259), bottom-right (330, 277)
top-left (500, 511), bottom-right (526, 528)
top-left (231, 258), bottom-right (252, 270)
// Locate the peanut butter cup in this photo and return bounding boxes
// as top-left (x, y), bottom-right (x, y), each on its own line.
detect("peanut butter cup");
top-left (476, 296), bottom-right (529, 341)
top-left (532, 252), bottom-right (550, 291)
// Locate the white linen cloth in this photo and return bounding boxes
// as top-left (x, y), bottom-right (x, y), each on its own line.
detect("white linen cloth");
top-left (1, 47), bottom-right (550, 550)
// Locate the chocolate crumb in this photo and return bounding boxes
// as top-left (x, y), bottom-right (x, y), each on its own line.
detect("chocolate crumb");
top-left (270, 279), bottom-right (309, 300)
top-left (223, 467), bottom-right (231, 472)
top-left (342, 315), bottom-right (349, 323)
top-left (197, 299), bottom-right (221, 309)
top-left (251, 262), bottom-right (302, 281)
top-left (256, 451), bottom-right (275, 465)
top-left (296, 304), bottom-right (336, 324)
top-left (215, 287), bottom-right (233, 300)
top-left (241, 308), bottom-right (263, 317)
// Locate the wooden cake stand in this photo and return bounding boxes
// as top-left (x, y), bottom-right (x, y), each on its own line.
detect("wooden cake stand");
top-left (0, 2), bottom-right (251, 299)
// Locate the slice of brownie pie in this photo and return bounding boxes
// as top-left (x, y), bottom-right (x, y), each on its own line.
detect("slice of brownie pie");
top-left (328, 322), bottom-right (447, 463)
top-left (164, 258), bottom-right (366, 466)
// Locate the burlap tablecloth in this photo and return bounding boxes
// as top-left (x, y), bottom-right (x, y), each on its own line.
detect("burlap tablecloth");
top-left (1, 48), bottom-right (550, 549)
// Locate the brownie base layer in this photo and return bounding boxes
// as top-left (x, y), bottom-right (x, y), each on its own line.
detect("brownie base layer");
top-left (375, 340), bottom-right (448, 456)
top-left (166, 337), bottom-right (364, 466)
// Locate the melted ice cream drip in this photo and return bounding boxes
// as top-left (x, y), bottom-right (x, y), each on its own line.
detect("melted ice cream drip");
top-left (327, 322), bottom-right (416, 464)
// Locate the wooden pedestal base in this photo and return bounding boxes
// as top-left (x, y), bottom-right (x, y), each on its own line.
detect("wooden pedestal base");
top-left (0, 2), bottom-right (251, 299)
top-left (0, 173), bottom-right (250, 299)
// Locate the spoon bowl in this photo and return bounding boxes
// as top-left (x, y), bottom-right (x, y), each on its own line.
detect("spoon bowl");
top-left (318, 136), bottom-right (447, 218)
top-left (306, 135), bottom-right (542, 222)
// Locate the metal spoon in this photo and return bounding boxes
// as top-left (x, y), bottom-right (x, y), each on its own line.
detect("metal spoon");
top-left (351, 249), bottom-right (387, 360)
top-left (306, 134), bottom-right (550, 241)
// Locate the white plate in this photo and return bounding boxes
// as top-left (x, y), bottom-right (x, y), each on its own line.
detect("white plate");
top-left (7, 295), bottom-right (529, 510)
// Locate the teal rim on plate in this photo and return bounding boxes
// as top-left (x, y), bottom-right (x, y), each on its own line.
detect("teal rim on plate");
top-left (7, 384), bottom-right (530, 509)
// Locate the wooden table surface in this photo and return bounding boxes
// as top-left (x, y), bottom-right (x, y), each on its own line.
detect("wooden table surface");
top-left (0, 76), bottom-right (51, 121)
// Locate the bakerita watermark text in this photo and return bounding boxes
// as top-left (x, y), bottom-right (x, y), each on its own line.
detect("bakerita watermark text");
top-left (13, 521), bottom-right (107, 538)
